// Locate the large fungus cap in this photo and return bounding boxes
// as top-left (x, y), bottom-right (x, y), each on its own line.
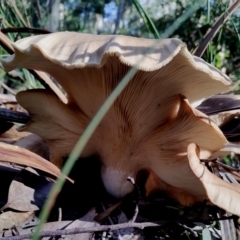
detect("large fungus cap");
top-left (1, 32), bottom-right (237, 213)
top-left (2, 33), bottom-right (233, 103)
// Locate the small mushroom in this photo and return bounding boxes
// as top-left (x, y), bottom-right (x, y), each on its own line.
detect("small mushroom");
top-left (2, 32), bottom-right (238, 212)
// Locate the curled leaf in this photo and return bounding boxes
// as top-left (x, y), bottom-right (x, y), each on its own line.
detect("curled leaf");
top-left (188, 143), bottom-right (240, 216)
top-left (0, 142), bottom-right (73, 183)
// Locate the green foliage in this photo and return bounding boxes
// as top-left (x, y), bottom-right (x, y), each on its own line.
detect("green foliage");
top-left (132, 0), bottom-right (160, 38)
top-left (1, 0), bottom-right (239, 84)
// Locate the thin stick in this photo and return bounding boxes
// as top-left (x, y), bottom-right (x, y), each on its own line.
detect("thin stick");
top-left (94, 200), bottom-right (123, 222)
top-left (201, 158), bottom-right (240, 172)
top-left (1, 27), bottom-right (50, 34)
top-left (0, 81), bottom-right (16, 95)
top-left (127, 177), bottom-right (140, 223)
top-left (1, 215), bottom-right (236, 240)
top-left (58, 208), bottom-right (62, 222)
top-left (0, 222), bottom-right (160, 240)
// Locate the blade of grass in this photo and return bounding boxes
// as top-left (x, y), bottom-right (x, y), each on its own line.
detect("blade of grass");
top-left (132, 0), bottom-right (160, 39)
top-left (161, 1), bottom-right (207, 39)
top-left (31, 2), bottom-right (206, 240)
top-left (207, 0), bottom-right (211, 23)
top-left (9, 0), bottom-right (28, 27)
top-left (4, 1), bottom-right (23, 29)
top-left (206, 0), bottom-right (213, 64)
top-left (21, 0), bottom-right (31, 27)
top-left (193, 0), bottom-right (240, 57)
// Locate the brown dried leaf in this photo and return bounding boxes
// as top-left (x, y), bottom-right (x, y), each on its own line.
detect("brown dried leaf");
top-left (2, 168), bottom-right (52, 211)
top-left (0, 142), bottom-right (73, 183)
top-left (0, 211), bottom-right (32, 232)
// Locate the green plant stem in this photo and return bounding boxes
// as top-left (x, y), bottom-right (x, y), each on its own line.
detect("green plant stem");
top-left (161, 1), bottom-right (206, 39)
top-left (132, 0), bottom-right (160, 39)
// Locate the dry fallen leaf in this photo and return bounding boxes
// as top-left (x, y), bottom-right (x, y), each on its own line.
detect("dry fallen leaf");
top-left (0, 211), bottom-right (32, 232)
top-left (0, 209), bottom-right (98, 240)
top-left (2, 168), bottom-right (52, 211)
top-left (0, 142), bottom-right (73, 183)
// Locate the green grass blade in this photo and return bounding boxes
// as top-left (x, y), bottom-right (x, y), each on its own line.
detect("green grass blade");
top-left (161, 1), bottom-right (206, 39)
top-left (207, 0), bottom-right (211, 23)
top-left (132, 0), bottom-right (160, 39)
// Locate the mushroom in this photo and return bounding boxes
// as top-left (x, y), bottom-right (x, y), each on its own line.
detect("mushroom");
top-left (2, 32), bottom-right (239, 213)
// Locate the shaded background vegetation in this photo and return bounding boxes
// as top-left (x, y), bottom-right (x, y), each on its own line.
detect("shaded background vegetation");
top-left (0, 0), bottom-right (240, 89)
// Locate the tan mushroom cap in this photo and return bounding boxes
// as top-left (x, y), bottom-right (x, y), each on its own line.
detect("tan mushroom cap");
top-left (0, 32), bottom-right (235, 207)
top-left (2, 32), bottom-right (234, 105)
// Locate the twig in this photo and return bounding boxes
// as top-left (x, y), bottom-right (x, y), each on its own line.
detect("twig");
top-left (35, 0), bottom-right (43, 20)
top-left (193, 0), bottom-right (240, 57)
top-left (1, 27), bottom-right (50, 34)
top-left (201, 158), bottom-right (240, 172)
top-left (216, 160), bottom-right (240, 172)
top-left (127, 177), bottom-right (140, 223)
top-left (1, 214), bottom-right (236, 240)
top-left (97, 202), bottom-right (121, 239)
top-left (0, 222), bottom-right (160, 240)
top-left (9, 0), bottom-right (28, 27)
top-left (58, 208), bottom-right (62, 222)
top-left (94, 200), bottom-right (123, 222)
top-left (0, 108), bottom-right (29, 124)
top-left (0, 81), bottom-right (16, 95)
top-left (95, 177), bottom-right (141, 222)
